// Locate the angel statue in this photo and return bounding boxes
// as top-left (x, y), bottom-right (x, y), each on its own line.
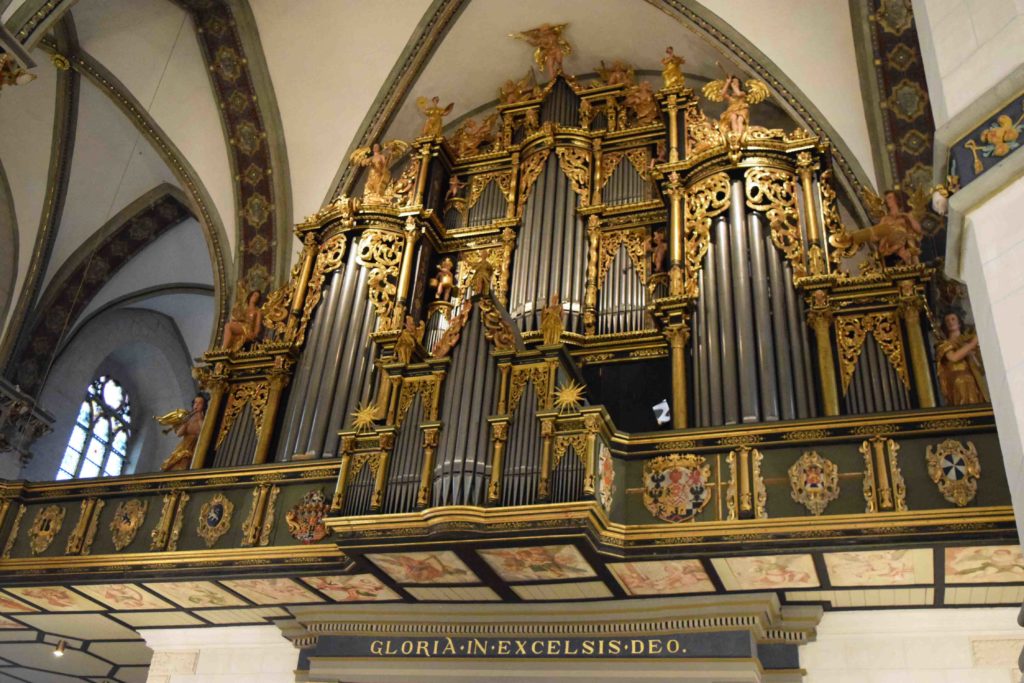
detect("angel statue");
top-left (349, 140), bottom-right (410, 202)
top-left (429, 257), bottom-right (455, 301)
top-left (221, 283), bottom-right (263, 351)
top-left (510, 23), bottom-right (571, 80)
top-left (450, 113), bottom-right (499, 157)
top-left (625, 81), bottom-right (659, 125)
top-left (540, 295), bottom-right (564, 346)
top-left (701, 74), bottom-right (770, 136)
top-left (934, 311), bottom-right (988, 406)
top-left (156, 394), bottom-right (206, 471)
top-left (596, 60), bottom-right (634, 87)
top-left (844, 188), bottom-right (927, 266)
top-left (417, 96), bottom-right (454, 138)
top-left (661, 47), bottom-right (685, 89)
top-left (498, 69), bottom-right (538, 105)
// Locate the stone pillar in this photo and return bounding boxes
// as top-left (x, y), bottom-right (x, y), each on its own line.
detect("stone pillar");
top-left (140, 625), bottom-right (299, 683)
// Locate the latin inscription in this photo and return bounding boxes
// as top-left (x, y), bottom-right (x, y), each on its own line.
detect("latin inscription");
top-left (356, 636), bottom-right (691, 658)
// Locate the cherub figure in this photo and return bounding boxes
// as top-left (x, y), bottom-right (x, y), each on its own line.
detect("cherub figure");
top-left (540, 295), bottom-right (564, 346)
top-left (349, 140), bottom-right (410, 202)
top-left (701, 75), bottom-right (770, 136)
top-left (221, 284), bottom-right (263, 351)
top-left (650, 228), bottom-right (668, 273)
top-left (498, 69), bottom-right (538, 105)
top-left (596, 59), bottom-right (634, 87)
top-left (416, 96), bottom-right (454, 138)
top-left (450, 113), bottom-right (499, 157)
top-left (445, 175), bottom-right (466, 202)
top-left (846, 188), bottom-right (927, 266)
top-left (429, 257), bottom-right (455, 301)
top-left (661, 47), bottom-right (685, 89)
top-left (510, 23), bottom-right (572, 80)
top-left (625, 81), bottom-right (659, 125)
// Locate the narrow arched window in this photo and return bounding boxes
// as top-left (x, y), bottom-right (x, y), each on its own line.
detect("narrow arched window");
top-left (56, 376), bottom-right (132, 480)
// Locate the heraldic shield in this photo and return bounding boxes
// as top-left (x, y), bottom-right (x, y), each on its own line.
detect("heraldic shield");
top-left (643, 453), bottom-right (712, 523)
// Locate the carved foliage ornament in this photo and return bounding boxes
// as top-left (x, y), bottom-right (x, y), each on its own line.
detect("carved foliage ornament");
top-left (552, 433), bottom-right (588, 472)
top-left (285, 489), bottom-right (332, 544)
top-left (396, 377), bottom-right (440, 427)
top-left (28, 504), bottom-right (65, 555)
top-left (642, 453), bottom-right (711, 523)
top-left (745, 168), bottom-right (804, 276)
top-left (468, 171), bottom-right (514, 211)
top-left (297, 233), bottom-right (348, 346)
top-left (356, 229), bottom-right (404, 327)
top-left (789, 451), bottom-right (839, 515)
top-left (683, 173), bottom-right (730, 298)
top-left (926, 439), bottom-right (980, 507)
top-left (835, 312), bottom-right (909, 394)
top-left (555, 146), bottom-right (591, 208)
top-left (216, 381), bottom-right (270, 448)
top-left (509, 364), bottom-right (551, 413)
top-left (597, 228), bottom-right (649, 287)
top-left (109, 499), bottom-right (148, 551)
top-left (517, 149), bottom-right (551, 214)
top-left (726, 447), bottom-right (767, 520)
top-left (197, 493), bottom-right (234, 548)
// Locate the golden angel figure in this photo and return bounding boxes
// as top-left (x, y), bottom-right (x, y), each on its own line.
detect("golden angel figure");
top-left (846, 188), bottom-right (927, 266)
top-left (596, 59), bottom-right (634, 87)
top-left (157, 394), bottom-right (206, 471)
top-left (701, 75), bottom-right (770, 136)
top-left (498, 69), bottom-right (538, 105)
top-left (661, 47), bottom-right (685, 89)
top-left (510, 23), bottom-right (571, 80)
top-left (540, 295), bottom-right (564, 346)
top-left (416, 96), bottom-right (454, 138)
top-left (450, 113), bottom-right (499, 157)
top-left (935, 311), bottom-right (988, 406)
top-left (221, 283), bottom-right (263, 351)
top-left (349, 139), bottom-right (410, 202)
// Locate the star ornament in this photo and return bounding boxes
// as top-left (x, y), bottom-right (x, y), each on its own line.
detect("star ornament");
top-left (554, 380), bottom-right (586, 415)
top-left (351, 402), bottom-right (378, 433)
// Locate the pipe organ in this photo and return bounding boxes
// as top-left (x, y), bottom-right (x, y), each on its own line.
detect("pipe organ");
top-left (187, 52), bottom-right (965, 519)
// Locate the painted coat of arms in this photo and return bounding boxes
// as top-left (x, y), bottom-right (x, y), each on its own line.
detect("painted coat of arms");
top-left (789, 451), bottom-right (839, 515)
top-left (109, 499), bottom-right (148, 551)
top-left (286, 489), bottom-right (332, 544)
top-left (598, 444), bottom-right (615, 514)
top-left (197, 493), bottom-right (233, 548)
top-left (926, 439), bottom-right (980, 507)
top-left (642, 453), bottom-right (710, 523)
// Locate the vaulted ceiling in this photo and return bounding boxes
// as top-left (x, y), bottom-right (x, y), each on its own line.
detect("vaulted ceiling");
top-left (0, 0), bottom-right (897, 400)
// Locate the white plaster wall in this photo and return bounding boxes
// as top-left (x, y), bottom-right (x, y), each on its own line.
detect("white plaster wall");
top-left (0, 48), bottom-right (57, 341)
top-left (914, 0), bottom-right (1024, 127)
top-left (140, 625), bottom-right (298, 683)
top-left (802, 607), bottom-right (1023, 682)
top-left (959, 176), bottom-right (1024, 541)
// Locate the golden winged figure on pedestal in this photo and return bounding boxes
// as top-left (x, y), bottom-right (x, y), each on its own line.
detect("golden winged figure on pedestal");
top-left (349, 140), bottom-right (411, 203)
top-left (701, 75), bottom-right (770, 136)
top-left (510, 23), bottom-right (571, 80)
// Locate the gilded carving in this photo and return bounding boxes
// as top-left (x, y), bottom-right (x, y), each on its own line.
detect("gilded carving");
top-left (65, 498), bottom-right (104, 556)
top-left (597, 228), bottom-right (649, 287)
top-left (216, 381), bottom-right (270, 448)
top-left (356, 229), bottom-right (405, 327)
top-left (555, 146), bottom-right (591, 208)
top-left (861, 437), bottom-right (906, 513)
top-left (642, 453), bottom-right (711, 523)
top-left (297, 232), bottom-right (349, 346)
top-left (926, 439), bottom-right (980, 507)
top-left (744, 168), bottom-right (804, 276)
top-left (285, 489), bottom-right (332, 544)
top-left (789, 451), bottom-right (839, 516)
top-left (835, 312), bottom-right (909, 394)
top-left (396, 377), bottom-right (440, 427)
top-left (1, 504), bottom-right (25, 559)
top-left (509, 364), bottom-right (550, 412)
top-left (467, 171), bottom-right (513, 211)
top-left (27, 504), bottom-right (65, 555)
top-left (552, 433), bottom-right (588, 472)
top-left (517, 149), bottom-right (552, 214)
top-left (683, 173), bottom-right (730, 297)
top-left (197, 493), bottom-right (234, 548)
top-left (109, 499), bottom-right (148, 551)
top-left (726, 447), bottom-right (767, 520)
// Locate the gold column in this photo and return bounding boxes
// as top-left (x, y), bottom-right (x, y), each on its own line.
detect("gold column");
top-left (583, 414), bottom-right (601, 495)
top-left (252, 366), bottom-right (289, 465)
top-left (665, 173), bottom-right (685, 297)
top-left (806, 291), bottom-right (840, 416)
top-left (738, 446), bottom-right (752, 516)
top-left (583, 216), bottom-right (600, 334)
top-left (288, 234), bottom-right (318, 324)
top-left (487, 420), bottom-right (510, 503)
top-left (370, 438), bottom-right (391, 512)
top-left (417, 427), bottom-right (439, 508)
top-left (591, 139), bottom-right (603, 206)
top-left (898, 281), bottom-right (937, 408)
top-left (796, 152), bottom-right (824, 275)
top-left (190, 374), bottom-right (227, 470)
top-left (413, 145), bottom-right (431, 207)
top-left (331, 436), bottom-right (355, 512)
top-left (392, 217), bottom-right (420, 327)
top-left (538, 417), bottom-right (555, 499)
top-left (666, 93), bottom-right (680, 163)
top-left (665, 324), bottom-right (689, 429)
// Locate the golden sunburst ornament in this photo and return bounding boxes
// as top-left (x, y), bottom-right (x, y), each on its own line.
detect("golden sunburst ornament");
top-left (351, 402), bottom-right (377, 433)
top-left (554, 380), bottom-right (586, 415)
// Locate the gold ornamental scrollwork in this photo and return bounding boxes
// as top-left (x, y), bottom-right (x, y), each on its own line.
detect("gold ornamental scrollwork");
top-left (509, 364), bottom-right (551, 412)
top-left (555, 146), bottom-right (592, 208)
top-left (820, 169), bottom-right (856, 267)
top-left (517, 149), bottom-right (551, 214)
top-left (552, 433), bottom-right (588, 472)
top-left (468, 171), bottom-right (514, 211)
top-left (197, 492), bottom-right (234, 548)
top-left (597, 228), bottom-right (649, 287)
top-left (926, 439), bottom-right (980, 507)
top-left (396, 377), bottom-right (440, 427)
top-left (297, 233), bottom-right (349, 346)
top-left (726, 447), bottom-right (767, 520)
top-left (477, 292), bottom-right (518, 352)
top-left (860, 436), bottom-right (906, 513)
top-left (27, 504), bottom-right (65, 555)
top-left (356, 229), bottom-right (405, 329)
top-left (789, 451), bottom-right (839, 516)
top-left (216, 381), bottom-right (270, 448)
top-left (455, 247), bottom-right (507, 304)
top-left (683, 173), bottom-right (730, 298)
top-left (835, 312), bottom-right (909, 394)
top-left (109, 499), bottom-right (148, 551)
top-left (744, 168), bottom-right (804, 276)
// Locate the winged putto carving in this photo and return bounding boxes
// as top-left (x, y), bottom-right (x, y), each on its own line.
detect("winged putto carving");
top-left (701, 75), bottom-right (770, 136)
top-left (349, 139), bottom-right (411, 204)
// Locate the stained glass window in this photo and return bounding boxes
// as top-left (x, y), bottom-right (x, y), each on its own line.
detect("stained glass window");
top-left (57, 376), bottom-right (131, 480)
